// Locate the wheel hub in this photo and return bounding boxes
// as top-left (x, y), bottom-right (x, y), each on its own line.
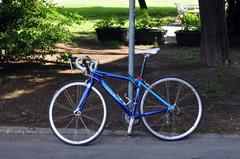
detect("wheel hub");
top-left (173, 106), bottom-right (180, 115)
top-left (74, 110), bottom-right (81, 117)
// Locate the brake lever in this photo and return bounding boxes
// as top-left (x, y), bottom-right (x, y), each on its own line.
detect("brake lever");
top-left (69, 57), bottom-right (77, 70)
top-left (82, 58), bottom-right (91, 74)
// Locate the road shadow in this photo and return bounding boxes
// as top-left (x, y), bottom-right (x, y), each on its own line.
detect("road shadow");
top-left (0, 45), bottom-right (240, 133)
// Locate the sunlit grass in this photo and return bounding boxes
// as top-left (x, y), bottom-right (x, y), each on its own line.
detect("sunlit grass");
top-left (69, 20), bottom-right (97, 35)
top-left (56, 0), bottom-right (198, 39)
top-left (64, 7), bottom-right (177, 36)
top-left (53, 0), bottom-right (198, 8)
top-left (61, 7), bottom-right (178, 19)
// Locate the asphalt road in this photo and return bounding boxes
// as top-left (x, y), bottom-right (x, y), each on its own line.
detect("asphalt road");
top-left (0, 128), bottom-right (239, 159)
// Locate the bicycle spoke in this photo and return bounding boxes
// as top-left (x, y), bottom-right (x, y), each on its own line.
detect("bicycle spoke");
top-left (172, 115), bottom-right (181, 128)
top-left (149, 115), bottom-right (165, 127)
top-left (76, 84), bottom-right (81, 106)
top-left (153, 87), bottom-right (167, 102)
top-left (83, 104), bottom-right (103, 112)
top-left (145, 98), bottom-right (161, 107)
top-left (159, 119), bottom-right (166, 133)
top-left (141, 77), bottom-right (202, 140)
top-left (172, 115), bottom-right (175, 136)
top-left (166, 81), bottom-right (170, 103)
top-left (50, 82), bottom-right (107, 145)
top-left (80, 117), bottom-right (93, 137)
top-left (79, 91), bottom-right (95, 110)
top-left (74, 117), bottom-right (79, 141)
top-left (54, 102), bottom-right (73, 112)
top-left (177, 90), bottom-right (194, 103)
top-left (174, 82), bottom-right (183, 104)
top-left (63, 89), bottom-right (76, 110)
top-left (143, 105), bottom-right (165, 109)
top-left (180, 106), bottom-right (199, 112)
top-left (64, 117), bottom-right (75, 129)
top-left (181, 111), bottom-right (195, 124)
top-left (53, 114), bottom-right (73, 122)
top-left (81, 114), bottom-right (102, 125)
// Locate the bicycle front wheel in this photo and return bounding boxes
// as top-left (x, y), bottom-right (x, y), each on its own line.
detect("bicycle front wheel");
top-left (140, 77), bottom-right (202, 140)
top-left (49, 82), bottom-right (107, 145)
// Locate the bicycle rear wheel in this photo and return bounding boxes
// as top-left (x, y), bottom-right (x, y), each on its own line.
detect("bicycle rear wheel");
top-left (49, 82), bottom-right (107, 145)
top-left (140, 77), bottom-right (202, 140)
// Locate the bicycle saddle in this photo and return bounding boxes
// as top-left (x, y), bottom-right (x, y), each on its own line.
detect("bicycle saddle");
top-left (135, 48), bottom-right (160, 56)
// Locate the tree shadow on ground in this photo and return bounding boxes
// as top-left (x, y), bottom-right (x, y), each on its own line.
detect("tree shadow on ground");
top-left (71, 35), bottom-right (126, 50)
top-left (0, 45), bottom-right (240, 134)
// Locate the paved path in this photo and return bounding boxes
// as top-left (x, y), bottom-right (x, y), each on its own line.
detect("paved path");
top-left (162, 25), bottom-right (181, 43)
top-left (0, 127), bottom-right (239, 159)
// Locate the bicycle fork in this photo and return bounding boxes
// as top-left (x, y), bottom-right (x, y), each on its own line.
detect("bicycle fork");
top-left (76, 79), bottom-right (94, 113)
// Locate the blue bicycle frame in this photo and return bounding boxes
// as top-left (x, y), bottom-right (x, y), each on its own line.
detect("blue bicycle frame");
top-left (76, 69), bottom-right (174, 118)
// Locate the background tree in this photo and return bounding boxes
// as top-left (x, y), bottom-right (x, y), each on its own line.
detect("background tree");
top-left (0, 0), bottom-right (83, 63)
top-left (138, 0), bottom-right (147, 9)
top-left (199, 0), bottom-right (230, 67)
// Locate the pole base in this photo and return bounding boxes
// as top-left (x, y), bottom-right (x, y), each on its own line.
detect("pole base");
top-left (127, 117), bottom-right (135, 136)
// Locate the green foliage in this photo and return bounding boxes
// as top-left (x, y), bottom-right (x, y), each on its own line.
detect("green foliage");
top-left (173, 50), bottom-right (199, 64)
top-left (215, 65), bottom-right (227, 79)
top-left (234, 69), bottom-right (240, 80)
top-left (135, 9), bottom-right (163, 30)
top-left (57, 0), bottom-right (198, 8)
top-left (186, 50), bottom-right (199, 60)
top-left (56, 52), bottom-right (72, 63)
top-left (159, 17), bottom-right (175, 26)
top-left (180, 13), bottom-right (201, 31)
top-left (214, 127), bottom-right (228, 134)
top-left (94, 17), bottom-right (126, 29)
top-left (0, 0), bottom-right (83, 63)
top-left (173, 52), bottom-right (182, 64)
top-left (61, 7), bottom-right (176, 37)
top-left (204, 82), bottom-right (222, 97)
top-left (56, 7), bottom-right (85, 25)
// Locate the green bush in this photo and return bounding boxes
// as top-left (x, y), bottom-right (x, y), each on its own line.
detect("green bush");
top-left (180, 12), bottom-right (201, 31)
top-left (0, 0), bottom-right (83, 63)
top-left (94, 17), bottom-right (126, 29)
top-left (135, 9), bottom-right (163, 30)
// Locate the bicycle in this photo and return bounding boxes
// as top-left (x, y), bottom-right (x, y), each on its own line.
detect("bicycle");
top-left (49, 48), bottom-right (202, 145)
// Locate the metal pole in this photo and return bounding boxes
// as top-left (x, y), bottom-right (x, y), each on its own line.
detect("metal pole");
top-left (128, 0), bottom-right (135, 109)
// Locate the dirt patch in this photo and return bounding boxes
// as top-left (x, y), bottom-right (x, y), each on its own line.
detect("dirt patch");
top-left (1, 41), bottom-right (240, 134)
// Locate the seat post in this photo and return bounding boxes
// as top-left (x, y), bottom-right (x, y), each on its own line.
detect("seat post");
top-left (140, 54), bottom-right (149, 78)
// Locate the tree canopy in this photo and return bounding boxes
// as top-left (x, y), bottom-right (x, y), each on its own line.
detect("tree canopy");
top-left (0, 0), bottom-right (82, 63)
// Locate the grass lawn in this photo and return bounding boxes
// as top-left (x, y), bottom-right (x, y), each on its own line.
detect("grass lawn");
top-left (55, 0), bottom-right (198, 36)
top-left (60, 7), bottom-right (177, 36)
top-left (53, 0), bottom-right (198, 7)
top-left (65, 7), bottom-right (177, 35)
top-left (62, 7), bottom-right (178, 19)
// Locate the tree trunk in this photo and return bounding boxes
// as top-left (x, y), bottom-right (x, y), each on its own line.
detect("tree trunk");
top-left (199, 0), bottom-right (230, 67)
top-left (138, 0), bottom-right (147, 9)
